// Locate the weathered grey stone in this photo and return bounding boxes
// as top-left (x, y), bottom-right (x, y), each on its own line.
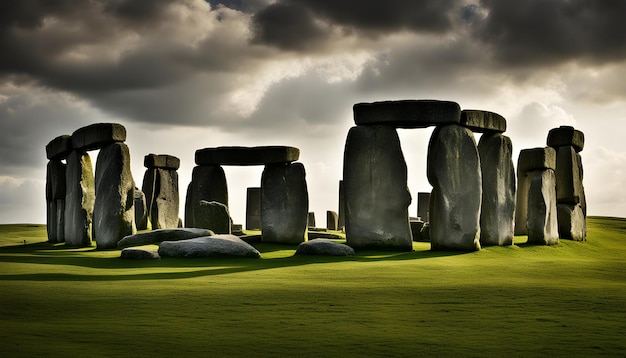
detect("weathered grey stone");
top-left (150, 168), bottom-right (180, 229)
top-left (120, 248), bottom-right (160, 260)
top-left (46, 160), bottom-right (66, 201)
top-left (189, 165), bottom-right (228, 227)
top-left (184, 182), bottom-right (193, 227)
top-left (460, 110), bottom-right (507, 133)
top-left (420, 222), bottom-right (430, 243)
top-left (93, 143), bottom-right (136, 249)
top-left (71, 123), bottom-right (126, 151)
top-left (295, 239), bottom-right (355, 256)
top-left (410, 220), bottom-right (425, 242)
top-left (261, 162), bottom-right (309, 244)
top-left (56, 199), bottom-right (65, 243)
top-left (47, 200), bottom-right (58, 243)
top-left (134, 188), bottom-right (148, 230)
top-left (158, 235), bottom-right (261, 258)
top-left (45, 135), bottom-right (72, 160)
top-left (308, 212), bottom-right (316, 227)
top-left (326, 210), bottom-right (338, 230)
top-left (338, 180), bottom-right (345, 230)
top-left (144, 154), bottom-right (180, 170)
top-left (518, 147), bottom-right (557, 172)
top-left (246, 187), bottom-right (261, 230)
top-left (478, 133), bottom-right (516, 246)
top-left (353, 100), bottom-right (461, 128)
top-left (195, 146), bottom-right (300, 166)
top-left (117, 228), bottom-right (214, 248)
top-left (343, 125), bottom-right (413, 251)
top-left (555, 146), bottom-right (584, 204)
top-left (64, 150), bottom-right (95, 247)
top-left (141, 168), bottom-right (157, 226)
top-left (427, 124), bottom-right (481, 251)
top-left (194, 200), bottom-right (232, 234)
top-left (417, 192), bottom-right (430, 222)
top-left (547, 126), bottom-right (584, 152)
top-left (527, 170), bottom-right (559, 245)
top-left (557, 203), bottom-right (586, 241)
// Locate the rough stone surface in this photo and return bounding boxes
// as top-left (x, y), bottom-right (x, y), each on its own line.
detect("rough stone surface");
top-left (478, 133), bottom-right (516, 246)
top-left (93, 143), bottom-right (136, 249)
top-left (184, 182), bottom-right (194, 228)
top-left (557, 203), bottom-right (586, 241)
top-left (295, 239), bottom-right (355, 256)
top-left (56, 199), bottom-right (65, 242)
top-left (150, 168), bottom-right (180, 229)
top-left (46, 135), bottom-right (72, 160)
top-left (64, 150), bottom-right (95, 247)
top-left (189, 165), bottom-right (228, 227)
top-left (420, 222), bottom-right (430, 243)
top-left (460, 110), bottom-right (507, 133)
top-left (527, 170), bottom-right (559, 245)
top-left (158, 235), bottom-right (261, 258)
top-left (141, 168), bottom-right (157, 226)
top-left (195, 146), bottom-right (300, 166)
top-left (144, 154), bottom-right (180, 169)
top-left (120, 248), bottom-right (160, 260)
top-left (47, 200), bottom-right (58, 243)
top-left (547, 126), bottom-right (585, 152)
top-left (194, 200), bottom-right (232, 234)
top-left (71, 123), bottom-right (126, 151)
top-left (353, 100), bottom-right (461, 128)
top-left (134, 188), bottom-right (148, 230)
top-left (410, 220), bottom-right (426, 242)
top-left (427, 124), bottom-right (482, 251)
top-left (518, 147), bottom-right (557, 172)
top-left (326, 210), bottom-right (338, 230)
top-left (417, 192), bottom-right (430, 222)
top-left (555, 146), bottom-right (584, 204)
top-left (261, 162), bottom-right (309, 244)
top-left (117, 228), bottom-right (214, 248)
top-left (246, 187), bottom-right (261, 230)
top-left (46, 160), bottom-right (66, 201)
top-left (343, 125), bottom-right (413, 251)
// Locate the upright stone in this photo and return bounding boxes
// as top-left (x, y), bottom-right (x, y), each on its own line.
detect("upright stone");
top-left (150, 168), bottom-right (180, 229)
top-left (64, 150), bottom-right (95, 247)
top-left (194, 200), bottom-right (232, 234)
top-left (338, 180), bottom-right (345, 230)
top-left (46, 160), bottom-right (66, 243)
top-left (326, 210), bottom-right (338, 230)
top-left (46, 200), bottom-right (58, 243)
top-left (261, 162), bottom-right (308, 244)
top-left (555, 146), bottom-right (584, 204)
top-left (141, 168), bottom-right (157, 227)
top-left (427, 124), bottom-right (482, 251)
top-left (134, 188), bottom-right (148, 230)
top-left (527, 170), bottom-right (559, 245)
top-left (417, 192), bottom-right (431, 222)
top-left (246, 187), bottom-right (261, 230)
top-left (55, 199), bottom-right (65, 242)
top-left (478, 133), bottom-right (516, 246)
top-left (184, 182), bottom-right (193, 227)
top-left (557, 203), bottom-right (586, 241)
top-left (343, 125), bottom-right (412, 251)
top-left (308, 212), bottom-right (316, 227)
top-left (189, 165), bottom-right (228, 227)
top-left (93, 143), bottom-right (136, 249)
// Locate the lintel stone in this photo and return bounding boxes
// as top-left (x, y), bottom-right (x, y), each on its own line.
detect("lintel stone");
top-left (547, 126), bottom-right (584, 152)
top-left (518, 147), bottom-right (556, 172)
top-left (46, 135), bottom-right (73, 160)
top-left (144, 153), bottom-right (180, 170)
top-left (71, 123), bottom-right (127, 151)
top-left (460, 110), bottom-right (507, 133)
top-left (353, 100), bottom-right (461, 128)
top-left (195, 146), bottom-right (300, 166)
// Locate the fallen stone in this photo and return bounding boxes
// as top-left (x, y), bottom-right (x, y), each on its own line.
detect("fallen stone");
top-left (195, 146), bottom-right (300, 166)
top-left (343, 125), bottom-right (413, 251)
top-left (460, 110), bottom-right (507, 133)
top-left (158, 235), bottom-right (261, 258)
top-left (150, 168), bottom-right (180, 229)
top-left (144, 154), bottom-right (180, 170)
top-left (326, 210), bottom-right (338, 230)
top-left (246, 187), bottom-right (261, 230)
top-left (261, 162), bottom-right (309, 244)
top-left (527, 170), bottom-right (559, 245)
top-left (194, 200), bottom-right (232, 234)
top-left (427, 124), bottom-right (482, 251)
top-left (557, 203), bottom-right (586, 241)
top-left (478, 133), bottom-right (516, 246)
top-left (308, 231), bottom-right (344, 240)
top-left (134, 188), bottom-right (148, 230)
top-left (295, 239), bottom-right (355, 256)
top-left (555, 146), bottom-right (584, 204)
top-left (117, 228), bottom-right (214, 248)
top-left (64, 150), bottom-right (95, 247)
top-left (353, 100), bottom-right (461, 128)
top-left (46, 160), bottom-right (66, 201)
top-left (45, 135), bottom-right (73, 160)
top-left (93, 142), bottom-right (136, 249)
top-left (189, 165), bottom-right (228, 227)
top-left (121, 248), bottom-right (160, 260)
top-left (71, 123), bottom-right (127, 151)
top-left (547, 126), bottom-right (584, 152)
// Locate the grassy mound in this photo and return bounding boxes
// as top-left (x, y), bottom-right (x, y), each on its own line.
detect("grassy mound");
top-left (0, 217), bottom-right (624, 357)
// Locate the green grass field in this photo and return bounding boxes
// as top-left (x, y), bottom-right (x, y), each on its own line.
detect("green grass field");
top-left (0, 217), bottom-right (624, 357)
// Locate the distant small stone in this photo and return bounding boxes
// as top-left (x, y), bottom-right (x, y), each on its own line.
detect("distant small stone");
top-left (295, 239), bottom-right (355, 256)
top-left (121, 248), bottom-right (160, 260)
top-left (158, 235), bottom-right (261, 258)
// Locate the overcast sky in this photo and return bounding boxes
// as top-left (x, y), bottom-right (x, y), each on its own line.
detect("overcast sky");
top-left (1, 0), bottom-right (625, 225)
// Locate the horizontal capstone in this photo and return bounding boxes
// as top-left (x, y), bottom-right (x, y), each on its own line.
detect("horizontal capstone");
top-left (71, 123), bottom-right (126, 151)
top-left (195, 146), bottom-right (300, 166)
top-left (460, 110), bottom-right (507, 133)
top-left (45, 135), bottom-right (73, 160)
top-left (353, 100), bottom-right (461, 128)
top-left (144, 154), bottom-right (180, 169)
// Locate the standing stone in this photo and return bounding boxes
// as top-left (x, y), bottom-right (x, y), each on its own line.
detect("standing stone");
top-left (527, 170), bottom-right (559, 245)
top-left (338, 180), bottom-right (345, 230)
top-left (150, 168), bottom-right (179, 229)
top-left (427, 124), bottom-right (481, 251)
top-left (326, 210), bottom-right (338, 230)
top-left (261, 162), bottom-right (308, 244)
top-left (134, 189), bottom-right (148, 230)
top-left (141, 168), bottom-right (157, 227)
top-left (555, 146), bottom-right (584, 204)
top-left (417, 192), bottom-right (431, 222)
top-left (557, 203), bottom-right (586, 241)
top-left (64, 150), bottom-right (95, 247)
top-left (56, 199), bottom-right (65, 242)
top-left (308, 212), bottom-right (316, 227)
top-left (184, 182), bottom-right (193, 227)
top-left (189, 165), bottom-right (228, 227)
top-left (46, 200), bottom-right (58, 243)
top-left (246, 187), bottom-right (261, 230)
top-left (194, 200), bottom-right (232, 234)
top-left (93, 143), bottom-right (136, 249)
top-left (478, 133), bottom-right (516, 246)
top-left (343, 125), bottom-right (412, 251)
top-left (46, 160), bottom-right (66, 243)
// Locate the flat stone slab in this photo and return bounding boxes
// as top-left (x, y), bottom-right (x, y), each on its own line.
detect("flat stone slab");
top-left (518, 147), bottom-right (556, 172)
top-left (295, 239), bottom-right (355, 256)
top-left (460, 110), bottom-right (507, 133)
top-left (46, 135), bottom-right (73, 160)
top-left (353, 100), bottom-right (460, 128)
top-left (71, 123), bottom-right (127, 151)
top-left (158, 235), bottom-right (261, 258)
top-left (117, 228), bottom-right (214, 248)
top-left (547, 126), bottom-right (584, 152)
top-left (121, 248), bottom-right (160, 260)
top-left (195, 146), bottom-right (300, 166)
top-left (144, 154), bottom-right (180, 170)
